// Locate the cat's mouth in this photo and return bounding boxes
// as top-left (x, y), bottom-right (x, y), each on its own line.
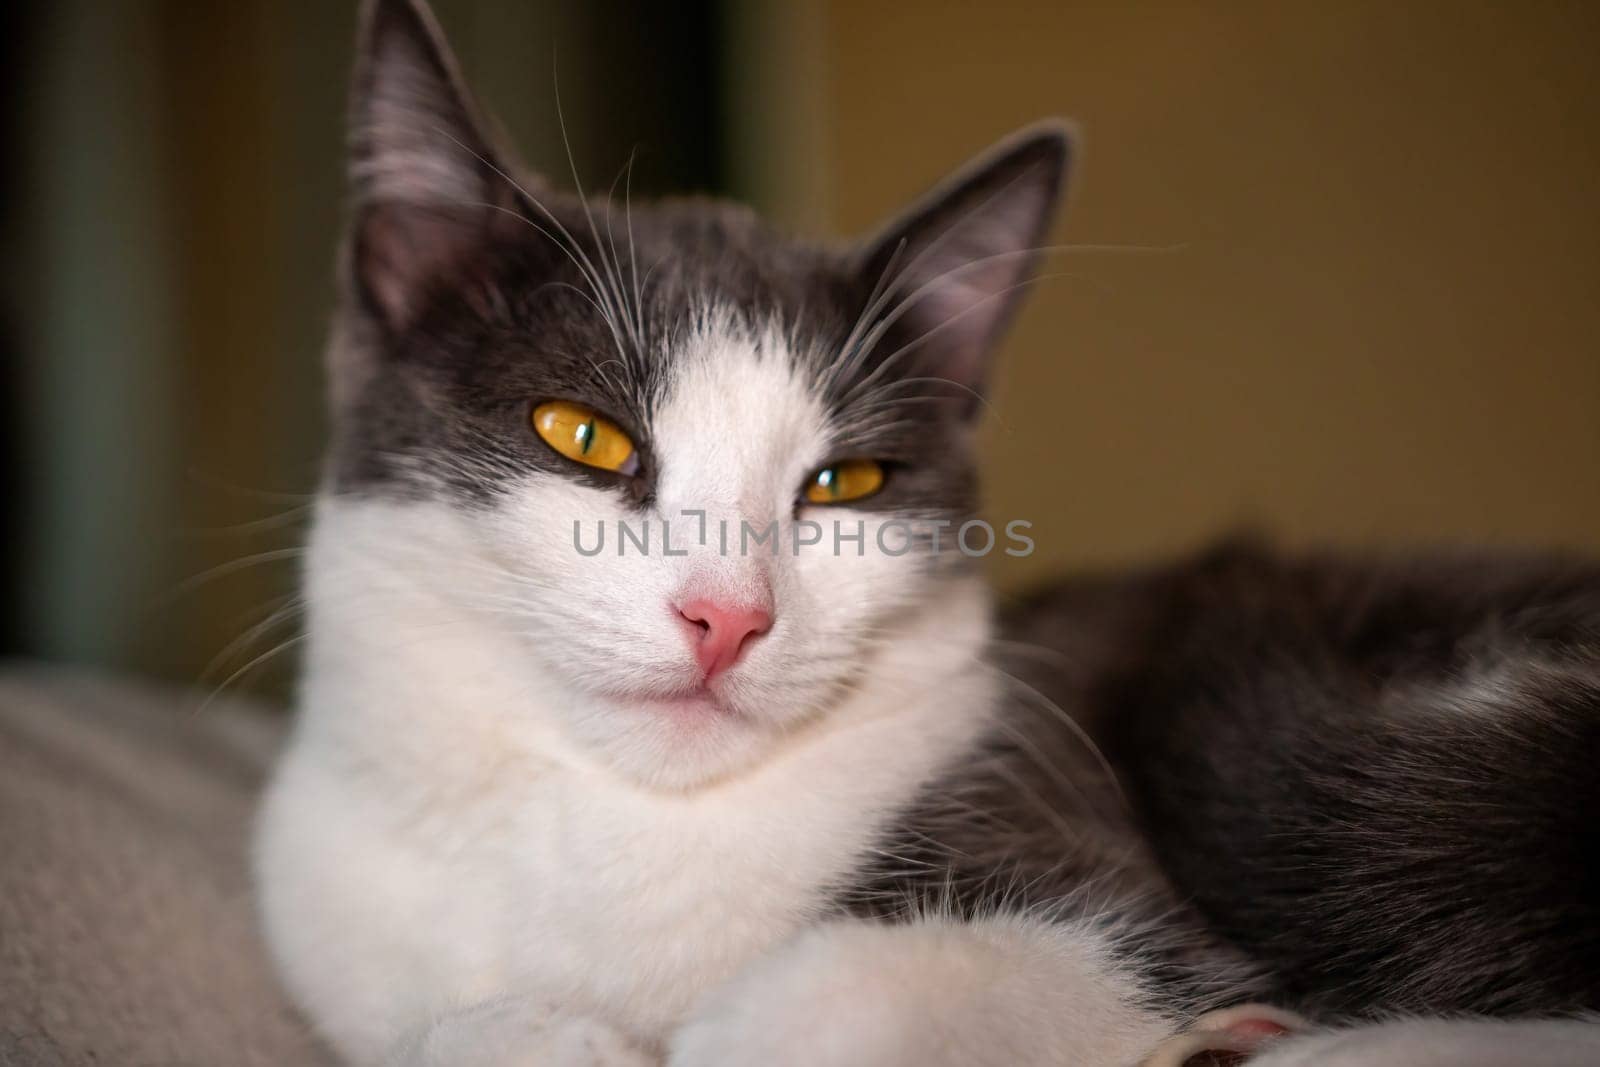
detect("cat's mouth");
top-left (601, 681), bottom-right (742, 720)
top-left (644, 691), bottom-right (735, 719)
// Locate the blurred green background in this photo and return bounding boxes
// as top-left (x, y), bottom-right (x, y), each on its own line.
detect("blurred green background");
top-left (3, 1), bottom-right (1598, 702)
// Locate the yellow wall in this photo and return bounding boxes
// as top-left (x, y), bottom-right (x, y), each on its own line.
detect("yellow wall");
top-left (779, 1), bottom-right (1600, 587)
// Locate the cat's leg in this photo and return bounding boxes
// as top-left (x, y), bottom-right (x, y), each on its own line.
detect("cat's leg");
top-left (387, 995), bottom-right (659, 1067)
top-left (259, 758), bottom-right (659, 1067)
top-left (1241, 1016), bottom-right (1600, 1067)
top-left (668, 915), bottom-right (1178, 1067)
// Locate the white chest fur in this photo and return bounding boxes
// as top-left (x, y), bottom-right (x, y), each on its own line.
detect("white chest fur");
top-left (254, 505), bottom-right (995, 1062)
top-left (258, 673), bottom-right (990, 1061)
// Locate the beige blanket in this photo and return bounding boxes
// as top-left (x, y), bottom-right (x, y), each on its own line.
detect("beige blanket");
top-left (0, 668), bottom-right (330, 1066)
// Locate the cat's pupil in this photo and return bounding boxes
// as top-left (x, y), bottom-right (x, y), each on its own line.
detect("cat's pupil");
top-left (817, 468), bottom-right (839, 498)
top-left (577, 419), bottom-right (596, 455)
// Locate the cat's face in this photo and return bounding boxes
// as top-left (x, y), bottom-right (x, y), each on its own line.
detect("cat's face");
top-left (319, 0), bottom-right (1067, 789)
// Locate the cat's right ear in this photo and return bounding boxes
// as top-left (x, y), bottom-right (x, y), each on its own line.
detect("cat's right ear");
top-left (345, 0), bottom-right (530, 333)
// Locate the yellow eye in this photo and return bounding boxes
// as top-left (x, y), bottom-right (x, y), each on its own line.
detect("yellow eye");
top-left (532, 400), bottom-right (639, 475)
top-left (804, 459), bottom-right (885, 505)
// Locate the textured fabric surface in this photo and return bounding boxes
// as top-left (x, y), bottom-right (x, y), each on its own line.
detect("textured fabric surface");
top-left (0, 667), bottom-right (331, 1066)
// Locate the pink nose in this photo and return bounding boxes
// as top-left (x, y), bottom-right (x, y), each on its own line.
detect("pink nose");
top-left (677, 599), bottom-right (772, 680)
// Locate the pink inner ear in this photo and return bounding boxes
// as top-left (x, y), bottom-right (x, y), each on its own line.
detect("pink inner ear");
top-left (902, 238), bottom-right (1036, 394)
top-left (884, 162), bottom-right (1058, 396)
top-left (356, 204), bottom-right (489, 330)
top-left (909, 282), bottom-right (1000, 392)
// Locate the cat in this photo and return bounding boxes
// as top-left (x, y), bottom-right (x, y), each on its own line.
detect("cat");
top-left (254, 1), bottom-right (1600, 1063)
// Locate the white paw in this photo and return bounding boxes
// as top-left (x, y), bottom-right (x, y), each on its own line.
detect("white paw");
top-left (390, 998), bottom-right (658, 1067)
top-left (669, 916), bottom-right (1174, 1067)
top-left (1245, 1016), bottom-right (1600, 1067)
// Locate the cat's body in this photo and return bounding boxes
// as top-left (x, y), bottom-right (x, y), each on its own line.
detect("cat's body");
top-left (885, 541), bottom-right (1600, 1017)
top-left (256, 2), bottom-right (1600, 1063)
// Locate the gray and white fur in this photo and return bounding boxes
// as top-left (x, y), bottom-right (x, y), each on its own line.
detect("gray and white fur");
top-left (254, 2), bottom-right (1600, 1063)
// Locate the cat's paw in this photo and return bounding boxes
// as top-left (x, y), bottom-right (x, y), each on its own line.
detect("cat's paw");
top-left (1139, 1004), bottom-right (1305, 1066)
top-left (389, 997), bottom-right (659, 1067)
top-left (1242, 1017), bottom-right (1600, 1067)
top-left (668, 916), bottom-right (1174, 1067)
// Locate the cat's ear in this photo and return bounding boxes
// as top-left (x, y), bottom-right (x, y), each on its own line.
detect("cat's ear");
top-left (850, 123), bottom-right (1070, 411)
top-left (346, 0), bottom-right (528, 331)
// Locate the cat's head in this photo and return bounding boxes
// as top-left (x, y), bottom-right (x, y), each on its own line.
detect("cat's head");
top-left (318, 0), bottom-right (1069, 789)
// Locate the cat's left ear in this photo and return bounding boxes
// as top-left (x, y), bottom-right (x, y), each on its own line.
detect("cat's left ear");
top-left (849, 123), bottom-right (1071, 410)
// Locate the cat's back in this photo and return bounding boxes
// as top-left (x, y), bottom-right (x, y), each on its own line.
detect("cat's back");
top-left (994, 539), bottom-right (1600, 1015)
